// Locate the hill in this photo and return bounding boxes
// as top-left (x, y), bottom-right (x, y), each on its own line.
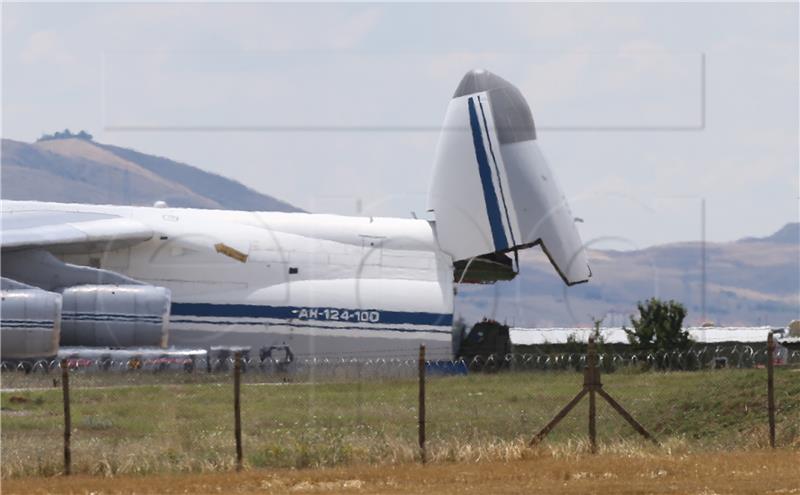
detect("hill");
top-left (740, 222), bottom-right (799, 245)
top-left (1, 137), bottom-right (301, 212)
top-left (457, 223), bottom-right (799, 328)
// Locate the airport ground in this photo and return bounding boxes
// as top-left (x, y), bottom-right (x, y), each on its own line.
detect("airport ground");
top-left (2, 368), bottom-right (799, 492)
top-left (3, 449), bottom-right (799, 494)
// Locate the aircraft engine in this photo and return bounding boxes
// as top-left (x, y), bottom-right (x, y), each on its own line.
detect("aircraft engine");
top-left (1, 279), bottom-right (62, 361)
top-left (60, 285), bottom-right (171, 348)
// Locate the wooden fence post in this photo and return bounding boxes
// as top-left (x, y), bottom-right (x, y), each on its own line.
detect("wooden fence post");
top-left (531, 337), bottom-right (656, 449)
top-left (233, 351), bottom-right (243, 471)
top-left (587, 337), bottom-right (597, 454)
top-left (61, 358), bottom-right (71, 476)
top-left (356, 360), bottom-right (363, 426)
top-left (418, 344), bottom-right (426, 464)
top-left (767, 332), bottom-right (776, 449)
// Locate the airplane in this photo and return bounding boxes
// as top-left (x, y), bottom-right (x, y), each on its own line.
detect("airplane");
top-left (1, 69), bottom-right (591, 362)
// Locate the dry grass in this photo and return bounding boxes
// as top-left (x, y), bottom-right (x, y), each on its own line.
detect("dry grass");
top-left (2, 449), bottom-right (799, 494)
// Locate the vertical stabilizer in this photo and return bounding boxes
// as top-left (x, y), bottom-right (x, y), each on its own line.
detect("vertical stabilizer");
top-left (428, 69), bottom-right (590, 285)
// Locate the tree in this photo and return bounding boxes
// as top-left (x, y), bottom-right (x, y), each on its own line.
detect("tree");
top-left (37, 129), bottom-right (93, 142)
top-left (564, 317), bottom-right (606, 351)
top-left (624, 298), bottom-right (691, 352)
top-left (589, 316), bottom-right (605, 345)
top-left (557, 317), bottom-right (609, 371)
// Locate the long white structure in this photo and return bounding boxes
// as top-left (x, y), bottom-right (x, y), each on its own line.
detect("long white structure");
top-left (510, 326), bottom-right (780, 346)
top-left (1, 69), bottom-right (591, 360)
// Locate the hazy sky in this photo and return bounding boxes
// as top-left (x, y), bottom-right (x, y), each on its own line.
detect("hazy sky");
top-left (2, 2), bottom-right (798, 250)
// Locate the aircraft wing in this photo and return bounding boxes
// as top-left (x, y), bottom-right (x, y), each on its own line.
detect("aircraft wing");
top-left (1, 207), bottom-right (154, 253)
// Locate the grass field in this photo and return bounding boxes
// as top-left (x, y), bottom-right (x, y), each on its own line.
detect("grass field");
top-left (2, 368), bottom-right (799, 479)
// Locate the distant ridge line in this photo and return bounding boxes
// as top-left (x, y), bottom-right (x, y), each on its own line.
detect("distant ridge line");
top-left (1, 137), bottom-right (302, 213)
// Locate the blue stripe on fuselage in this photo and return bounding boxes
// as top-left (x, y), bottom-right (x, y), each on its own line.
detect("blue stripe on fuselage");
top-left (169, 319), bottom-right (452, 335)
top-left (171, 302), bottom-right (453, 327)
top-left (467, 97), bottom-right (508, 251)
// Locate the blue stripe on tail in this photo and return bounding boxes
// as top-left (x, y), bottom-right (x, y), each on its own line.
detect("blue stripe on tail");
top-left (468, 97), bottom-right (508, 251)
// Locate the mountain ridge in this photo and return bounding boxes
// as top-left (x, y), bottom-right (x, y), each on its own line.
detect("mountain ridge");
top-left (739, 222), bottom-right (799, 245)
top-left (458, 223), bottom-right (799, 328)
top-left (1, 137), bottom-right (301, 212)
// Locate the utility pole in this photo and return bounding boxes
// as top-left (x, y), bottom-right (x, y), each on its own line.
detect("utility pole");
top-left (701, 198), bottom-right (706, 324)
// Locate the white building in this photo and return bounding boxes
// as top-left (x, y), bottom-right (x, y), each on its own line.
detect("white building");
top-left (509, 326), bottom-right (781, 346)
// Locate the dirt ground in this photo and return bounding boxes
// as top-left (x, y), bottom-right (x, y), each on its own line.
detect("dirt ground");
top-left (3, 450), bottom-right (798, 495)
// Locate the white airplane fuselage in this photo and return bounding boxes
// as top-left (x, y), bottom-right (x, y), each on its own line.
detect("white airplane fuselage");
top-left (6, 200), bottom-right (456, 359)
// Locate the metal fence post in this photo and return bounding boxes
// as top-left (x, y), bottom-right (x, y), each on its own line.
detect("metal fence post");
top-left (60, 358), bottom-right (71, 475)
top-left (233, 351), bottom-right (243, 471)
top-left (418, 344), bottom-right (426, 464)
top-left (767, 332), bottom-right (776, 448)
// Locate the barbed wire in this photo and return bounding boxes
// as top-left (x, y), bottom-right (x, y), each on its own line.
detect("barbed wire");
top-left (2, 347), bottom-right (798, 380)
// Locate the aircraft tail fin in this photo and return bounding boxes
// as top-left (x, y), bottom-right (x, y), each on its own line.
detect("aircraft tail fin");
top-left (428, 69), bottom-right (590, 286)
